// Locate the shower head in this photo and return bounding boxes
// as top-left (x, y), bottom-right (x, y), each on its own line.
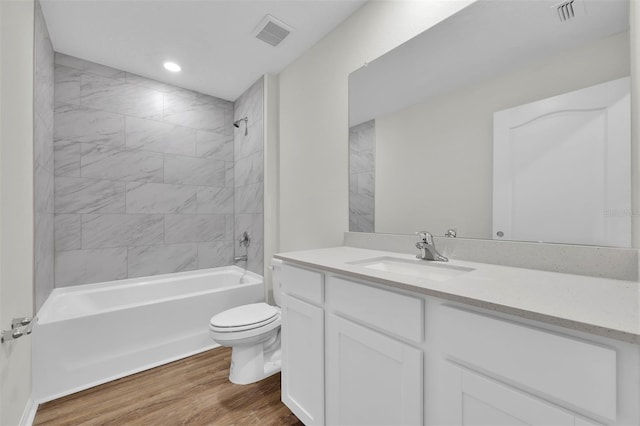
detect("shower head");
top-left (233, 117), bottom-right (248, 135)
top-left (233, 117), bottom-right (247, 127)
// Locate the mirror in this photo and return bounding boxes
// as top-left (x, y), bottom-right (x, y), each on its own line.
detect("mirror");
top-left (348, 0), bottom-right (631, 247)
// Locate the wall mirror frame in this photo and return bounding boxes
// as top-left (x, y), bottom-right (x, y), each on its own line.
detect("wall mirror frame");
top-left (348, 0), bottom-right (632, 248)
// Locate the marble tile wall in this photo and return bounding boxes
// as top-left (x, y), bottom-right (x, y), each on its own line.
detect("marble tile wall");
top-left (234, 77), bottom-right (264, 275)
top-left (53, 54), bottom-right (240, 286)
top-left (34, 0), bottom-right (55, 310)
top-left (349, 120), bottom-right (375, 232)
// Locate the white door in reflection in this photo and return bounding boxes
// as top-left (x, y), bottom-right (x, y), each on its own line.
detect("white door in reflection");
top-left (493, 77), bottom-right (630, 247)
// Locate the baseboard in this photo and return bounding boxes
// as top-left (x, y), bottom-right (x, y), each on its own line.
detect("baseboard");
top-left (20, 397), bottom-right (38, 426)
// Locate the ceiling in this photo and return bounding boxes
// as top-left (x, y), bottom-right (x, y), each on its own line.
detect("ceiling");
top-left (41, 0), bottom-right (366, 101)
top-left (349, 0), bottom-right (630, 126)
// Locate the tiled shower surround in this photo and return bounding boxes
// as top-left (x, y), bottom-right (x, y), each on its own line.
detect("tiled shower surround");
top-left (53, 53), bottom-right (264, 286)
top-left (349, 120), bottom-right (375, 232)
top-left (234, 78), bottom-right (264, 275)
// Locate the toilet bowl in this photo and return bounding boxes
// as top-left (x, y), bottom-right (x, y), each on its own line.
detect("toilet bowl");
top-left (209, 262), bottom-right (283, 385)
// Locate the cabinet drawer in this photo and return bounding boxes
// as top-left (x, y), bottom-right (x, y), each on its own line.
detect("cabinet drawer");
top-left (280, 264), bottom-right (323, 304)
top-left (441, 306), bottom-right (616, 421)
top-left (326, 276), bottom-right (423, 343)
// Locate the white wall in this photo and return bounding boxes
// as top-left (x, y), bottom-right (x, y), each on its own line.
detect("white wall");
top-left (375, 32), bottom-right (630, 238)
top-left (0, 0), bottom-right (35, 424)
top-left (278, 0), bottom-right (475, 252)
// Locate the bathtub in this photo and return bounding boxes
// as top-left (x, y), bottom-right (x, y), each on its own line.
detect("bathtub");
top-left (33, 266), bottom-right (264, 402)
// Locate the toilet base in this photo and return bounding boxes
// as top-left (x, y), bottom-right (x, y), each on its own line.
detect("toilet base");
top-left (228, 331), bottom-right (281, 385)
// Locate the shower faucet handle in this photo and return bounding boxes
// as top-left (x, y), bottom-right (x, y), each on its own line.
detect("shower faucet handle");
top-left (239, 231), bottom-right (251, 248)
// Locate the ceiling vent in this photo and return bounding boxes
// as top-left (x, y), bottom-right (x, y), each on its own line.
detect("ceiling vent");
top-left (554, 0), bottom-right (586, 22)
top-left (254, 15), bottom-right (294, 47)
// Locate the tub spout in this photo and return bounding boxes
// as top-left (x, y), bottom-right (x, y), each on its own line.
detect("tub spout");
top-left (234, 255), bottom-right (247, 263)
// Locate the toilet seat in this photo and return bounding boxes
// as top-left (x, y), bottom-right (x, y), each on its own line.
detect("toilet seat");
top-left (209, 303), bottom-right (279, 332)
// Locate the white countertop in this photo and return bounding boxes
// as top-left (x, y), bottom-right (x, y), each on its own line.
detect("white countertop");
top-left (274, 246), bottom-right (640, 344)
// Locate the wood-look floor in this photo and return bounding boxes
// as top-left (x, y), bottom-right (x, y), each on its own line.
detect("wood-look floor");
top-left (33, 347), bottom-right (303, 425)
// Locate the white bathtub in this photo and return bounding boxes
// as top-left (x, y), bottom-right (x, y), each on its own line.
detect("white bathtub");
top-left (33, 266), bottom-right (264, 402)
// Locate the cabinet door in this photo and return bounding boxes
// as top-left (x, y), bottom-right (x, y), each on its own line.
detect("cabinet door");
top-left (326, 314), bottom-right (422, 426)
top-left (445, 364), bottom-right (574, 426)
top-left (281, 294), bottom-right (324, 425)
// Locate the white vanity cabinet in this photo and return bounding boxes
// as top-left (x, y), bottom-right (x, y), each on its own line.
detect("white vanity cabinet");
top-left (279, 265), bottom-right (325, 426)
top-left (277, 261), bottom-right (639, 426)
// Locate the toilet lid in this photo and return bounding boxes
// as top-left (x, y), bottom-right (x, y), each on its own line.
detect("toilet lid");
top-left (209, 303), bottom-right (279, 331)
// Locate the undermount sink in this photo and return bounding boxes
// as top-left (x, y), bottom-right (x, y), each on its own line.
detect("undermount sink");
top-left (349, 256), bottom-right (474, 282)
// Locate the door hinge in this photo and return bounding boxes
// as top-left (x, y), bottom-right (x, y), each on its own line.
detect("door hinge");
top-left (1, 317), bottom-right (32, 343)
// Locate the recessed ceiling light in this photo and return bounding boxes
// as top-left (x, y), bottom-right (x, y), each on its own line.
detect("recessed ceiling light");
top-left (163, 62), bottom-right (181, 72)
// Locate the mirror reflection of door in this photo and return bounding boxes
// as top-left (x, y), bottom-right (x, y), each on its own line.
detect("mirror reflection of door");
top-left (493, 77), bottom-right (631, 247)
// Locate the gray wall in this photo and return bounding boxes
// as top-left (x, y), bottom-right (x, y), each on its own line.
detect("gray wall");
top-left (53, 54), bottom-right (259, 286)
top-left (349, 119), bottom-right (375, 232)
top-left (234, 77), bottom-right (264, 275)
top-left (34, 0), bottom-right (55, 309)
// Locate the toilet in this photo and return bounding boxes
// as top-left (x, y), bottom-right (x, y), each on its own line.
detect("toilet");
top-left (209, 263), bottom-right (283, 385)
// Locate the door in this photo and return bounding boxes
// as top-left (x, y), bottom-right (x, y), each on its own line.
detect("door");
top-left (0, 0), bottom-right (36, 424)
top-left (444, 365), bottom-right (574, 426)
top-left (493, 77), bottom-right (630, 246)
top-left (281, 294), bottom-right (324, 425)
top-left (326, 314), bottom-right (422, 426)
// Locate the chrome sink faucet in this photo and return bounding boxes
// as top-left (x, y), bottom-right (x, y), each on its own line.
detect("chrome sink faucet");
top-left (415, 231), bottom-right (448, 262)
